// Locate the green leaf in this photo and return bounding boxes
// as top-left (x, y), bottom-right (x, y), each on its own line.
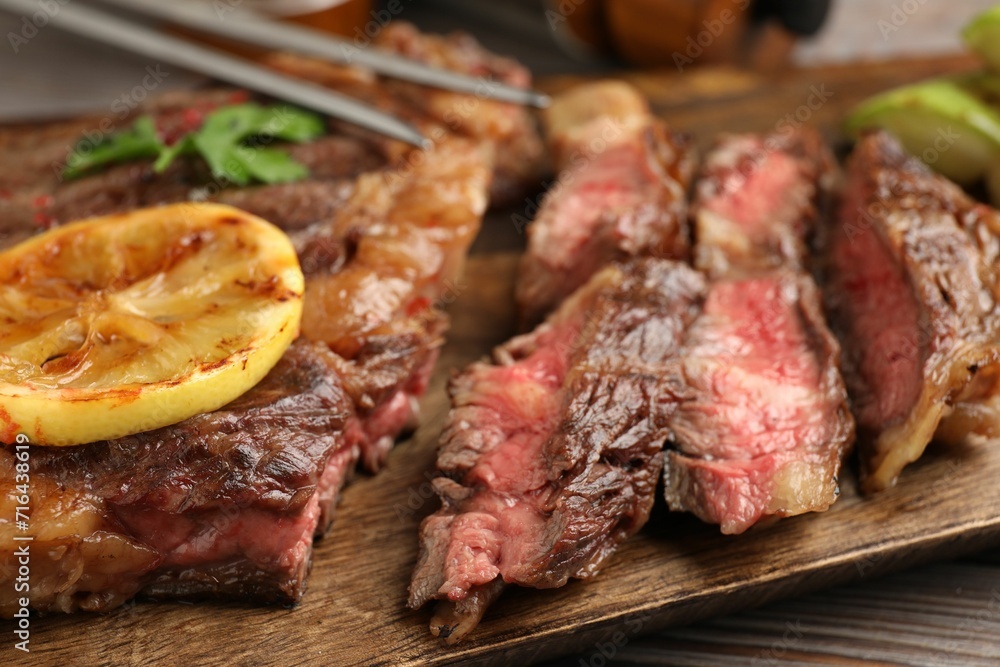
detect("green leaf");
top-left (62, 102), bottom-right (325, 185)
top-left (199, 104), bottom-right (267, 144)
top-left (192, 125), bottom-right (250, 185)
top-left (192, 103), bottom-right (324, 185)
top-left (153, 135), bottom-right (196, 174)
top-left (245, 148), bottom-right (310, 184)
top-left (266, 106), bottom-right (327, 142)
top-left (63, 116), bottom-right (162, 180)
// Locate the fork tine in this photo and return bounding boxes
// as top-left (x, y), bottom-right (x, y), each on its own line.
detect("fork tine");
top-left (0, 0), bottom-right (430, 147)
top-left (94, 0), bottom-right (550, 108)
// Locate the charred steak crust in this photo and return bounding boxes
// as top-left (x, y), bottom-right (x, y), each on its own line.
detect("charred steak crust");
top-left (409, 258), bottom-right (707, 642)
top-left (29, 341), bottom-right (352, 513)
top-left (827, 131), bottom-right (1000, 492)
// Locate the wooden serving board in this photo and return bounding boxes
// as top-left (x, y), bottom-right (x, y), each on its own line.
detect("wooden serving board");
top-left (10, 55), bottom-right (1000, 666)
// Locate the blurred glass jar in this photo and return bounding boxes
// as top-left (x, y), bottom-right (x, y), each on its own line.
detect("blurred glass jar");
top-left (548, 0), bottom-right (748, 66)
top-left (548, 0), bottom-right (831, 69)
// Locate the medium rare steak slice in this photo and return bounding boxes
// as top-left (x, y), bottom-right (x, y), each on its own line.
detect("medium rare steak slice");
top-left (693, 128), bottom-right (834, 276)
top-left (668, 129), bottom-right (852, 532)
top-left (0, 340), bottom-right (361, 614)
top-left (827, 131), bottom-right (1000, 492)
top-left (664, 272), bottom-right (854, 534)
top-left (515, 81), bottom-right (694, 328)
top-left (409, 259), bottom-right (706, 642)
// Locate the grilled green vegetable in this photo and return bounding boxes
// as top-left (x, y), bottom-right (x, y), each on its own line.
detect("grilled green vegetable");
top-left (964, 6), bottom-right (1000, 73)
top-left (845, 76), bottom-right (1000, 185)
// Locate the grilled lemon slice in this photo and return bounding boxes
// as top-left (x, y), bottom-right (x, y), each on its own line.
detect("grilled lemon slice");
top-left (0, 203), bottom-right (304, 446)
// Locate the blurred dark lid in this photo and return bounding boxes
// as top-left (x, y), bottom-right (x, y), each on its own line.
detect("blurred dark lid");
top-left (753, 0), bottom-right (832, 36)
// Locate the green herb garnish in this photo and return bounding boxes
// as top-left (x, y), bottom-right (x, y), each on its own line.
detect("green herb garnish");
top-left (63, 103), bottom-right (326, 186)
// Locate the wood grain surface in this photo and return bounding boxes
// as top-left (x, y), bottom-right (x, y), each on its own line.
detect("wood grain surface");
top-left (546, 561), bottom-right (1000, 667)
top-left (543, 54), bottom-right (981, 153)
top-left (6, 55), bottom-right (1000, 666)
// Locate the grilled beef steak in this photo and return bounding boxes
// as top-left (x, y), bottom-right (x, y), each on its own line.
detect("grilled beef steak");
top-left (692, 128), bottom-right (834, 276)
top-left (664, 129), bottom-right (853, 533)
top-left (0, 22), bottom-right (535, 248)
top-left (0, 90), bottom-right (381, 252)
top-left (515, 81), bottom-right (694, 328)
top-left (0, 341), bottom-right (358, 614)
top-left (827, 131), bottom-right (1000, 492)
top-left (664, 272), bottom-right (854, 534)
top-left (264, 22), bottom-right (544, 208)
top-left (409, 259), bottom-right (706, 643)
top-left (0, 27), bottom-right (500, 614)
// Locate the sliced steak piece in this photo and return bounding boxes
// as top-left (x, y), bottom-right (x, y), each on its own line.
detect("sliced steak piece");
top-left (264, 22), bottom-right (544, 208)
top-left (668, 128), bottom-right (852, 532)
top-left (0, 340), bottom-right (361, 614)
top-left (298, 137), bottom-right (489, 470)
top-left (515, 81), bottom-right (694, 328)
top-left (409, 258), bottom-right (706, 643)
top-left (693, 128), bottom-right (835, 276)
top-left (664, 272), bottom-right (854, 534)
top-left (827, 131), bottom-right (1000, 492)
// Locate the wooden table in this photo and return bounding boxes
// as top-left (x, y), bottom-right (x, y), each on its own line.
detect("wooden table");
top-left (547, 555), bottom-right (1000, 666)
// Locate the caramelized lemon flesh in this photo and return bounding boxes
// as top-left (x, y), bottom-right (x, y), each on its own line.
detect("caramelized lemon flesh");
top-left (0, 203), bottom-right (304, 446)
